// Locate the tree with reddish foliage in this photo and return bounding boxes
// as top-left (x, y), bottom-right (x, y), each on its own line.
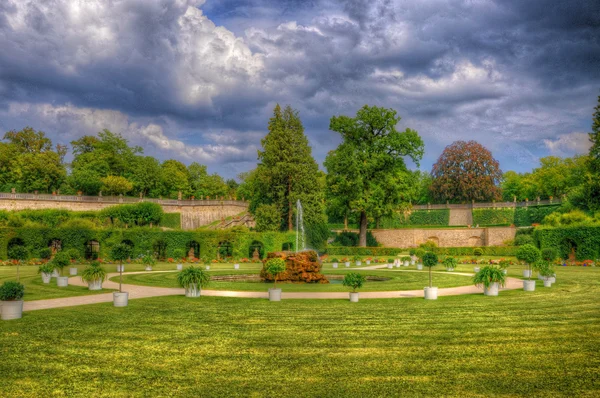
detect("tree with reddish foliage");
top-left (430, 141), bottom-right (502, 203)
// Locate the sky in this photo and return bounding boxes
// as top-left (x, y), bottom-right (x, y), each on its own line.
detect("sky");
top-left (0, 0), bottom-right (599, 179)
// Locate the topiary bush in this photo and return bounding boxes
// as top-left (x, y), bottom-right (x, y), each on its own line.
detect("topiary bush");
top-left (264, 257), bottom-right (287, 289)
top-left (177, 266), bottom-right (210, 289)
top-left (473, 266), bottom-right (506, 289)
top-left (473, 247), bottom-right (484, 256)
top-left (541, 248), bottom-right (558, 262)
top-left (422, 252), bottom-right (438, 288)
top-left (0, 281), bottom-right (25, 301)
top-left (514, 234), bottom-right (535, 246)
top-left (52, 251), bottom-right (71, 275)
top-left (38, 247), bottom-right (52, 260)
top-left (342, 272), bottom-right (366, 293)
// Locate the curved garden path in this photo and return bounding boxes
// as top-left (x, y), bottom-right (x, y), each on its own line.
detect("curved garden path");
top-left (22, 268), bottom-right (525, 312)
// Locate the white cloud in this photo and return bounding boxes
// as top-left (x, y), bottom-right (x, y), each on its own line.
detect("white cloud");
top-left (543, 132), bottom-right (592, 156)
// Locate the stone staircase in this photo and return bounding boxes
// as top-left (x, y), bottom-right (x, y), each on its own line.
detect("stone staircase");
top-left (449, 209), bottom-right (472, 226)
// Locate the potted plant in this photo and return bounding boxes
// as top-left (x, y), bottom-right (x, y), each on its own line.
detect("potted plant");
top-left (422, 252), bottom-right (439, 300)
top-left (81, 261), bottom-right (107, 291)
top-left (0, 281), bottom-right (25, 320)
top-left (443, 256), bottom-right (457, 272)
top-left (173, 248), bottom-right (185, 270)
top-left (541, 248), bottom-right (558, 281)
top-left (402, 256), bottom-right (411, 266)
top-left (353, 255), bottom-right (362, 266)
top-left (38, 263), bottom-right (54, 284)
top-left (387, 258), bottom-right (394, 269)
top-left (65, 248), bottom-right (81, 274)
top-left (498, 259), bottom-right (510, 275)
top-left (344, 257), bottom-right (350, 267)
top-left (365, 257), bottom-right (371, 265)
top-left (331, 258), bottom-right (339, 268)
top-left (52, 251), bottom-right (71, 287)
top-left (343, 272), bottom-right (366, 302)
top-left (142, 253), bottom-right (156, 271)
top-left (177, 266), bottom-right (210, 297)
top-left (473, 266), bottom-right (506, 296)
top-left (415, 248), bottom-right (425, 269)
top-left (8, 245), bottom-right (28, 282)
top-left (538, 261), bottom-right (555, 287)
top-left (264, 257), bottom-right (286, 302)
top-left (234, 258), bottom-right (240, 270)
top-left (109, 243), bottom-right (132, 306)
top-left (516, 244), bottom-right (541, 291)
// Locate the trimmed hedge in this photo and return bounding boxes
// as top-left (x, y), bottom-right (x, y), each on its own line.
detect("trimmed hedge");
top-left (160, 213), bottom-right (181, 229)
top-left (432, 246), bottom-right (518, 257)
top-left (515, 205), bottom-right (561, 226)
top-left (379, 210), bottom-right (450, 228)
top-left (325, 247), bottom-right (405, 256)
top-left (472, 209), bottom-right (514, 226)
top-left (331, 231), bottom-right (378, 247)
top-left (0, 227), bottom-right (296, 261)
top-left (534, 226), bottom-right (600, 260)
top-left (471, 205), bottom-right (561, 227)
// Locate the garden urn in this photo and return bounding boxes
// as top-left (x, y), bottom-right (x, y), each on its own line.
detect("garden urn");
top-left (69, 267), bottom-right (78, 276)
top-left (424, 286), bottom-right (438, 300)
top-left (1, 300), bottom-right (23, 320)
top-left (349, 292), bottom-right (359, 302)
top-left (523, 280), bottom-right (536, 291)
top-left (113, 292), bottom-right (129, 307)
top-left (483, 282), bottom-right (499, 296)
top-left (269, 288), bottom-right (282, 302)
top-left (56, 276), bottom-right (69, 287)
top-left (387, 263), bottom-right (393, 269)
top-left (185, 283), bottom-right (201, 298)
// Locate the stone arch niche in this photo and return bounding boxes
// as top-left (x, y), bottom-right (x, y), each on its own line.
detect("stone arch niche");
top-left (153, 240), bottom-right (167, 260)
top-left (85, 240), bottom-right (100, 260)
top-left (282, 242), bottom-right (294, 251)
top-left (426, 237), bottom-right (439, 247)
top-left (218, 241), bottom-right (233, 260)
top-left (561, 238), bottom-right (578, 260)
top-left (186, 240), bottom-right (200, 259)
top-left (48, 238), bottom-right (62, 255)
top-left (468, 236), bottom-right (483, 247)
top-left (8, 237), bottom-right (25, 252)
top-left (249, 240), bottom-right (264, 260)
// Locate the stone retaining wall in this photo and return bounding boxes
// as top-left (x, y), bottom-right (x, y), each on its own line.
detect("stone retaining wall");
top-left (371, 227), bottom-right (516, 248)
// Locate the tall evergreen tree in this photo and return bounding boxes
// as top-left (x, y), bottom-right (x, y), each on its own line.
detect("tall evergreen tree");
top-left (589, 95), bottom-right (600, 173)
top-left (255, 104), bottom-right (324, 231)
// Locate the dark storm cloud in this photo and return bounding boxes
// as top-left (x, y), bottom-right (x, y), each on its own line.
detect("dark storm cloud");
top-left (0, 0), bottom-right (599, 178)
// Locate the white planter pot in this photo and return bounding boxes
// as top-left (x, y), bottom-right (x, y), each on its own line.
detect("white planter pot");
top-left (234, 264), bottom-right (240, 270)
top-left (176, 264), bottom-right (183, 271)
top-left (185, 283), bottom-right (201, 297)
top-left (269, 288), bottom-right (282, 302)
top-left (116, 265), bottom-right (125, 272)
top-left (484, 282), bottom-right (499, 296)
top-left (417, 264), bottom-right (423, 270)
top-left (387, 264), bottom-right (393, 269)
top-left (502, 269), bottom-right (508, 275)
top-left (332, 263), bottom-right (338, 268)
top-left (446, 268), bottom-right (454, 272)
top-left (87, 280), bottom-right (102, 291)
top-left (56, 276), bottom-right (68, 287)
top-left (424, 286), bottom-right (438, 300)
top-left (474, 267), bottom-right (480, 273)
top-left (404, 261), bottom-right (409, 267)
top-left (41, 272), bottom-right (51, 284)
top-left (411, 260), bottom-right (415, 265)
top-left (543, 279), bottom-right (552, 288)
top-left (349, 292), bottom-right (359, 302)
top-left (51, 269), bottom-right (60, 278)
top-left (205, 266), bottom-right (210, 270)
top-left (113, 292), bottom-right (128, 307)
top-left (144, 266), bottom-right (152, 271)
top-left (356, 261), bottom-right (362, 266)
top-left (69, 267), bottom-right (78, 276)
top-left (366, 261), bottom-right (371, 265)
top-left (345, 262), bottom-right (350, 267)
top-left (1, 300), bottom-right (23, 320)
top-left (549, 276), bottom-right (556, 283)
top-left (523, 269), bottom-right (532, 278)
top-left (523, 280), bottom-right (536, 291)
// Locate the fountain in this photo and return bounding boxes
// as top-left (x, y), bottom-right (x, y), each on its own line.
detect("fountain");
top-left (296, 199), bottom-right (305, 253)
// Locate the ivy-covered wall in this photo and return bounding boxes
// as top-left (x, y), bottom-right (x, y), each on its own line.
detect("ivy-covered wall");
top-left (0, 227), bottom-right (295, 261)
top-left (534, 226), bottom-right (600, 260)
top-left (379, 209), bottom-right (450, 227)
top-left (471, 205), bottom-right (561, 226)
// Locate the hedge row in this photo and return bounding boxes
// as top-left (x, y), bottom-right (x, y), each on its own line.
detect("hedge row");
top-left (534, 226), bottom-right (600, 260)
top-left (0, 227), bottom-right (296, 261)
top-left (514, 205), bottom-right (561, 226)
top-left (325, 245), bottom-right (518, 257)
top-left (325, 247), bottom-right (406, 256)
top-left (160, 213), bottom-right (181, 229)
top-left (432, 246), bottom-right (518, 257)
top-left (379, 210), bottom-right (450, 228)
top-left (472, 209), bottom-right (515, 226)
top-left (471, 205), bottom-right (561, 227)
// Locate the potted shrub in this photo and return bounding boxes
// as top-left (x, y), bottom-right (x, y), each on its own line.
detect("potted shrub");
top-left (387, 258), bottom-right (394, 269)
top-left (142, 253), bottom-right (156, 271)
top-left (202, 257), bottom-right (211, 270)
top-left (415, 248), bottom-right (425, 269)
top-left (498, 259), bottom-right (510, 275)
top-left (0, 281), bottom-right (25, 320)
top-left (473, 266), bottom-right (506, 296)
top-left (366, 257), bottom-right (371, 265)
top-left (65, 249), bottom-right (81, 275)
top-left (177, 266), bottom-right (210, 297)
top-left (110, 243), bottom-right (132, 306)
top-left (541, 248), bottom-right (558, 281)
top-left (331, 258), bottom-right (339, 268)
top-left (422, 252), bottom-right (439, 300)
top-left (516, 244), bottom-right (541, 291)
top-left (39, 247), bottom-right (52, 262)
top-left (234, 258), bottom-right (240, 270)
top-left (173, 248), bottom-right (185, 270)
top-left (344, 257), bottom-right (350, 267)
top-left (8, 245), bottom-right (28, 282)
top-left (343, 272), bottom-right (366, 302)
top-left (38, 263), bottom-right (54, 284)
top-left (538, 261), bottom-right (555, 287)
top-left (443, 256), bottom-right (457, 272)
top-left (264, 257), bottom-right (286, 302)
top-left (473, 247), bottom-right (484, 257)
top-left (81, 261), bottom-right (107, 291)
top-left (353, 255), bottom-right (362, 266)
top-left (52, 251), bottom-right (71, 287)
top-left (402, 256), bottom-right (411, 266)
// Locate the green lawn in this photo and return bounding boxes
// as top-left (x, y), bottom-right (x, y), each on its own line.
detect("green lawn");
top-left (112, 268), bottom-right (472, 291)
top-left (1, 266), bottom-right (599, 397)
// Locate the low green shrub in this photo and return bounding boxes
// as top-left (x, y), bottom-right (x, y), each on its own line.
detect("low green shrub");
top-left (379, 210), bottom-right (449, 227)
top-left (534, 225), bottom-right (600, 260)
top-left (472, 209), bottom-right (515, 226)
top-left (264, 258), bottom-right (287, 289)
top-left (177, 266), bottom-right (210, 289)
top-left (38, 247), bottom-right (52, 260)
top-left (473, 266), bottom-right (506, 289)
top-left (342, 272), bottom-right (366, 292)
top-left (473, 248), bottom-right (484, 256)
top-left (0, 281), bottom-right (24, 301)
top-left (159, 213), bottom-right (181, 229)
top-left (81, 263), bottom-right (107, 284)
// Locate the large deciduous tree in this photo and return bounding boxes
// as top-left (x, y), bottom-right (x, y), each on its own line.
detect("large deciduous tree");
top-left (254, 104), bottom-right (325, 231)
top-left (430, 140), bottom-right (502, 203)
top-left (584, 95), bottom-right (600, 210)
top-left (325, 105), bottom-right (424, 246)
